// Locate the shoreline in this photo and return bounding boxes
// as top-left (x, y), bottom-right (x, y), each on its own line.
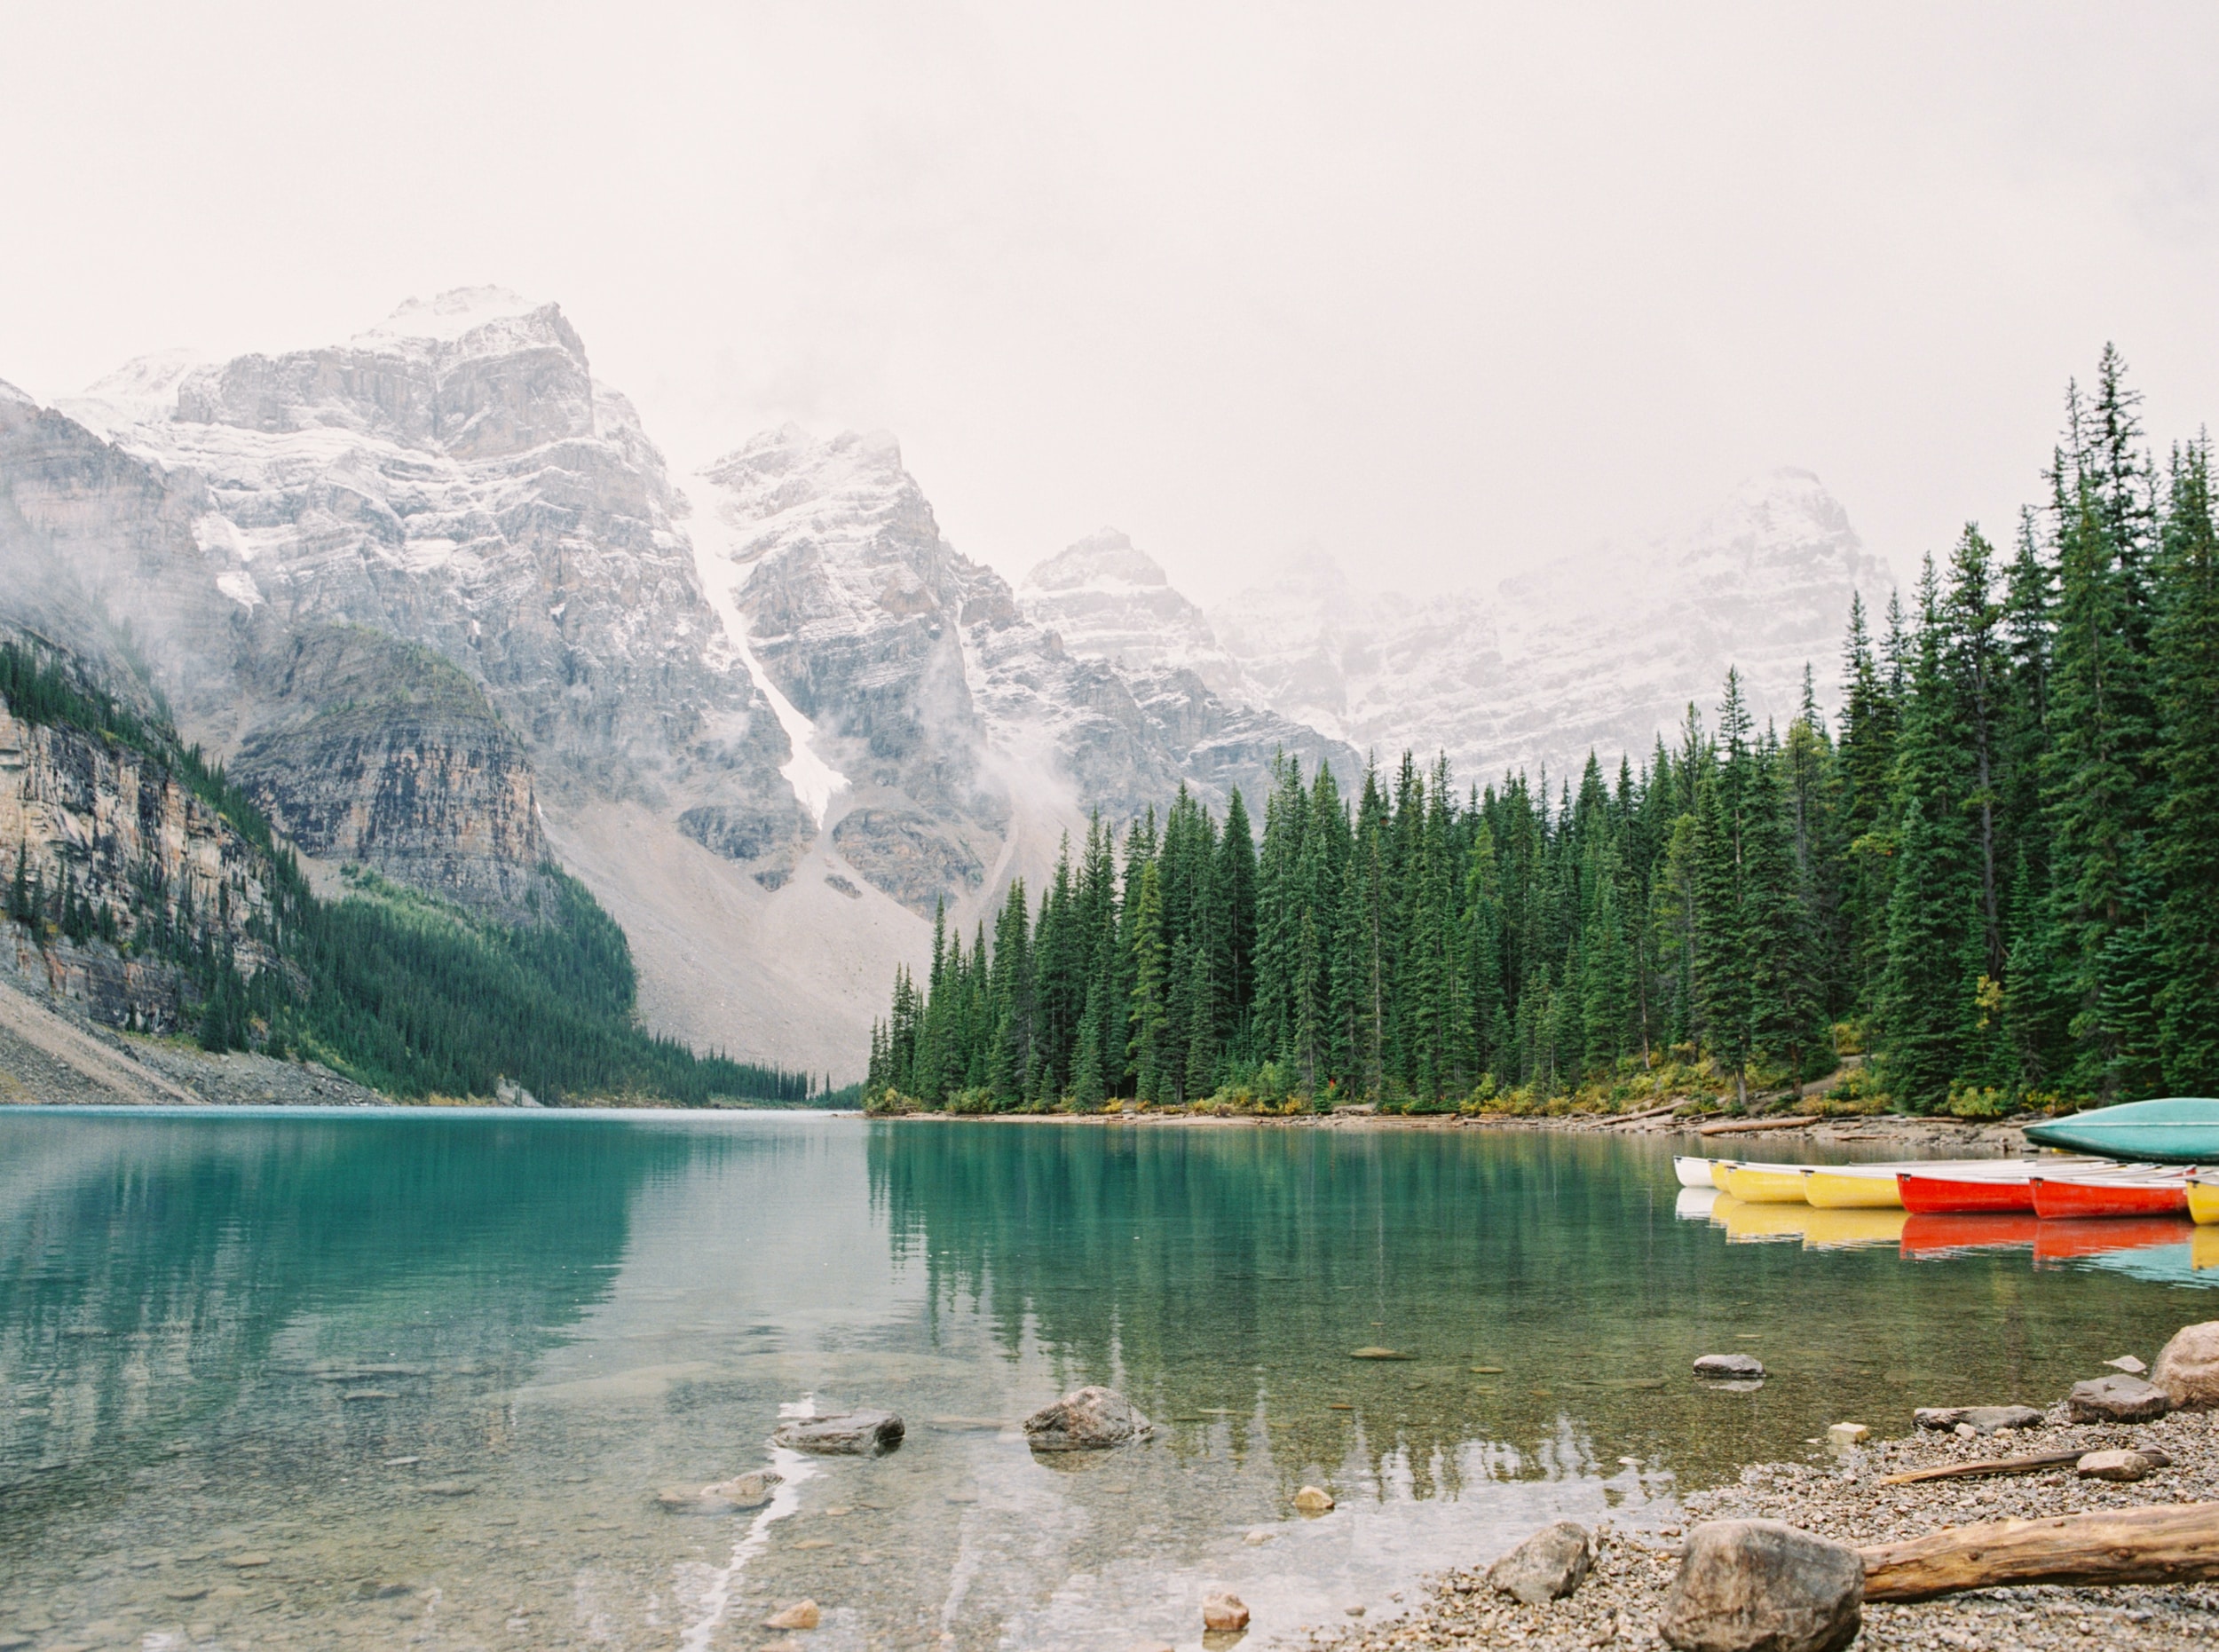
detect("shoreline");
top-left (1313, 1400), bottom-right (2219, 1650)
top-left (881, 1105), bottom-right (2035, 1159)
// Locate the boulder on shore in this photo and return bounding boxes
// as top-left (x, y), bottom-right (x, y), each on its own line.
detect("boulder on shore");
top-left (2075, 1449), bottom-right (2152, 1482)
top-left (772, 1411), bottom-right (905, 1456)
top-left (2153, 1322), bottom-right (2219, 1410)
top-left (1912, 1404), bottom-right (2042, 1434)
top-left (1487, 1521), bottom-right (1591, 1606)
top-left (1658, 1519), bottom-right (1863, 1652)
top-left (1694, 1354), bottom-right (1765, 1379)
top-left (2066, 1374), bottom-right (2170, 1424)
top-left (1023, 1387), bottom-right (1154, 1451)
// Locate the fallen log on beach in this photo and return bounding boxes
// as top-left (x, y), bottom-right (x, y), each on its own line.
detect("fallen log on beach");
top-left (1878, 1450), bottom-right (2089, 1485)
top-left (1696, 1114), bottom-right (1820, 1137)
top-left (1859, 1501), bottom-right (2219, 1601)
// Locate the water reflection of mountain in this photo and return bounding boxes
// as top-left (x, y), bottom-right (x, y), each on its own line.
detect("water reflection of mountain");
top-left (866, 1121), bottom-right (2209, 1491)
top-left (0, 1112), bottom-right (704, 1533)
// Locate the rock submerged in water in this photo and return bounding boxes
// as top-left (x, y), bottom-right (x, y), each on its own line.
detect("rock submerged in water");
top-left (764, 1600), bottom-right (821, 1630)
top-left (1694, 1354), bottom-right (1765, 1379)
top-left (1202, 1592), bottom-right (1249, 1632)
top-left (1486, 1520), bottom-right (1591, 1606)
top-left (1658, 1520), bottom-right (1863, 1652)
top-left (657, 1468), bottom-right (782, 1514)
top-left (1292, 1485), bottom-right (1335, 1513)
top-left (2153, 1321), bottom-right (2219, 1410)
top-left (2067, 1373), bottom-right (2170, 1423)
top-left (772, 1411), bottom-right (905, 1456)
top-left (1912, 1404), bottom-right (2042, 1434)
top-left (1023, 1387), bottom-right (1154, 1451)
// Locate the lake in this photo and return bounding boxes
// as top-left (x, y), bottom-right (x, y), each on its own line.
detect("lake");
top-left (1, 1111), bottom-right (2210, 1650)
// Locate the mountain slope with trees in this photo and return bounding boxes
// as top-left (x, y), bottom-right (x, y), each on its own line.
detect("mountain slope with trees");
top-left (0, 639), bottom-right (832, 1105)
top-left (867, 352), bottom-right (2219, 1115)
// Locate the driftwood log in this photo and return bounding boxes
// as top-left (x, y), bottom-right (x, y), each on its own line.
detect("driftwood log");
top-left (1612, 1100), bottom-right (1687, 1125)
top-left (1860, 1502), bottom-right (2219, 1601)
top-left (1696, 1114), bottom-right (1820, 1137)
top-left (1879, 1450), bottom-right (2089, 1486)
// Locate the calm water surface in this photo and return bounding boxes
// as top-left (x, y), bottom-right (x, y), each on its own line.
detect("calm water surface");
top-left (2, 1111), bottom-right (2211, 1651)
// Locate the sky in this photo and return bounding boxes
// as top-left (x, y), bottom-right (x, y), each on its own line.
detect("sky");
top-left (3, 2), bottom-right (2216, 604)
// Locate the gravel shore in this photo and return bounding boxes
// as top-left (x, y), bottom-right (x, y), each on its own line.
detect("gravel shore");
top-left (1302, 1403), bottom-right (2219, 1650)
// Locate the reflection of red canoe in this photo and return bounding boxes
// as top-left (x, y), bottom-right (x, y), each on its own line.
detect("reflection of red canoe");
top-left (2030, 1175), bottom-right (2190, 1219)
top-left (2033, 1215), bottom-right (2193, 1261)
top-left (1898, 1170), bottom-right (2036, 1214)
top-left (1899, 1213), bottom-right (2041, 1255)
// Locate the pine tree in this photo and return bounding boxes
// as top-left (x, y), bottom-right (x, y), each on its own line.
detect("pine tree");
top-left (2153, 436), bottom-right (2219, 1088)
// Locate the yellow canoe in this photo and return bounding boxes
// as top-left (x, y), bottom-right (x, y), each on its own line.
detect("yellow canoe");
top-left (2190, 1177), bottom-right (2219, 1226)
top-left (1716, 1163), bottom-right (1810, 1204)
top-left (1802, 1167), bottom-right (1906, 1209)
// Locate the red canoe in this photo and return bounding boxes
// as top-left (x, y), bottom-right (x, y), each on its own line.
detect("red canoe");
top-left (2030, 1174), bottom-right (2190, 1220)
top-left (1897, 1169), bottom-right (2038, 1214)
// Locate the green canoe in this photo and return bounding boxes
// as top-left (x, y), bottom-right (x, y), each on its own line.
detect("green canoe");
top-left (2023, 1097), bottom-right (2219, 1164)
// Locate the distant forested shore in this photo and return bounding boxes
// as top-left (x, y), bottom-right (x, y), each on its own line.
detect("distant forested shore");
top-left (867, 349), bottom-right (2218, 1118)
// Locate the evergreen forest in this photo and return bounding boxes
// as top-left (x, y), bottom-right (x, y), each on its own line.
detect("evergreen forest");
top-left (0, 641), bottom-right (835, 1105)
top-left (866, 352), bottom-right (2219, 1117)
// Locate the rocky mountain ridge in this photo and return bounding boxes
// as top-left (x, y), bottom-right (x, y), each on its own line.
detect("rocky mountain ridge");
top-left (0, 292), bottom-right (1356, 1075)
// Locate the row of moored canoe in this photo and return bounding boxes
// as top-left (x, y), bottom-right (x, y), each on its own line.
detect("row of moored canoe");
top-left (1673, 1154), bottom-right (2219, 1221)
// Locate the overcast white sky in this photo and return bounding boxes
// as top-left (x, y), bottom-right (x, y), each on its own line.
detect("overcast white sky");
top-left (3, 2), bottom-right (2215, 602)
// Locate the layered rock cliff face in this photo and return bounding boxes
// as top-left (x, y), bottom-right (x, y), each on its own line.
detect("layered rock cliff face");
top-left (230, 626), bottom-right (554, 924)
top-left (0, 694), bottom-right (278, 1032)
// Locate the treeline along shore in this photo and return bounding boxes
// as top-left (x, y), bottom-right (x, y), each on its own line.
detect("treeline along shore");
top-left (868, 350), bottom-right (2219, 1120)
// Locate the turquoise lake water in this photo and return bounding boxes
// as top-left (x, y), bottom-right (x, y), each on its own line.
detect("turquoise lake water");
top-left (1, 1111), bottom-right (2210, 1651)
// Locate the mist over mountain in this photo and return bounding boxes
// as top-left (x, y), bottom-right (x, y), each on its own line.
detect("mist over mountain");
top-left (1021, 470), bottom-right (1888, 791)
top-left (0, 291), bottom-right (1360, 1077)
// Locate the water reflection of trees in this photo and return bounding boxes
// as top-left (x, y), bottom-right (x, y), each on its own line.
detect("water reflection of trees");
top-left (0, 1114), bottom-right (707, 1535)
top-left (865, 1121), bottom-right (2187, 1496)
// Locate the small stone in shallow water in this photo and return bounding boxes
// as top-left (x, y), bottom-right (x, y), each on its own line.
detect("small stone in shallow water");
top-left (1293, 1485), bottom-right (1335, 1513)
top-left (223, 1553), bottom-right (272, 1569)
top-left (1202, 1593), bottom-right (1249, 1632)
top-left (339, 1390), bottom-right (395, 1402)
top-left (1023, 1387), bottom-right (1152, 1450)
top-left (2104, 1355), bottom-right (2149, 1374)
top-left (1694, 1354), bottom-right (1765, 1379)
top-left (1826, 1423), bottom-right (1869, 1447)
top-left (1347, 1347), bottom-right (1411, 1360)
top-left (1913, 1404), bottom-right (2043, 1433)
top-left (775, 1411), bottom-right (905, 1456)
top-left (764, 1600), bottom-right (820, 1630)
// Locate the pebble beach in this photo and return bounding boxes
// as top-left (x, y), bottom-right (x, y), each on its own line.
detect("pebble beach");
top-left (1305, 1401), bottom-right (2219, 1651)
